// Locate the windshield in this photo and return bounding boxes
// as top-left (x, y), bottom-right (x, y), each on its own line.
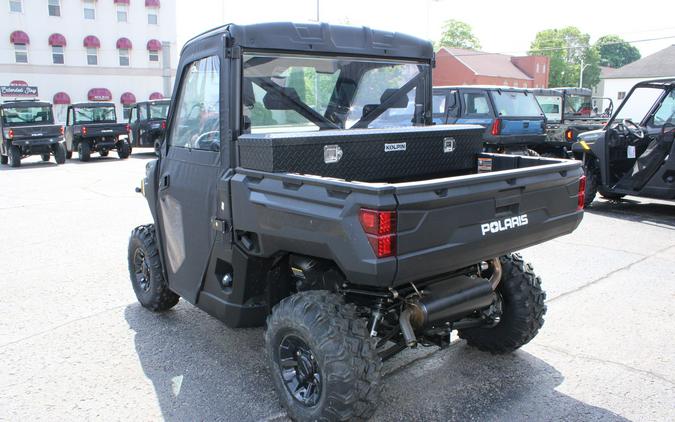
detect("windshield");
top-left (614, 87), bottom-right (664, 123)
top-left (148, 103), bottom-right (169, 119)
top-left (75, 106), bottom-right (116, 123)
top-left (242, 54), bottom-right (428, 133)
top-left (565, 94), bottom-right (593, 116)
top-left (535, 95), bottom-right (562, 122)
top-left (490, 91), bottom-right (542, 117)
top-left (646, 89), bottom-right (675, 127)
top-left (1, 106), bottom-right (53, 126)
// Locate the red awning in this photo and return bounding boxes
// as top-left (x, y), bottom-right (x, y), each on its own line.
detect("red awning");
top-left (146, 39), bottom-right (162, 51)
top-left (149, 92), bottom-right (164, 100)
top-left (116, 37), bottom-right (132, 49)
top-left (10, 30), bottom-right (30, 45)
top-left (88, 88), bottom-right (112, 101)
top-left (83, 35), bottom-right (101, 48)
top-left (53, 92), bottom-right (71, 105)
top-left (114, 0), bottom-right (130, 3)
top-left (120, 92), bottom-right (136, 105)
top-left (145, 0), bottom-right (160, 6)
top-left (10, 80), bottom-right (28, 86)
top-left (48, 33), bottom-right (67, 47)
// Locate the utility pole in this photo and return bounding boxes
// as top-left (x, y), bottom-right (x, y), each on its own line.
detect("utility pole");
top-left (579, 59), bottom-right (590, 88)
top-left (315, 0), bottom-right (320, 22)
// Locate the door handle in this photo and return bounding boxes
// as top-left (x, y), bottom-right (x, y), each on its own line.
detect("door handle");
top-left (159, 174), bottom-right (170, 190)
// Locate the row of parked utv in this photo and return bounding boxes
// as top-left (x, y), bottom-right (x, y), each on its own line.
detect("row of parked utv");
top-left (0, 98), bottom-right (170, 167)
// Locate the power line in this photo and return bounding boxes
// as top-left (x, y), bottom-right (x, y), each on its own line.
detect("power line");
top-left (451, 35), bottom-right (675, 57)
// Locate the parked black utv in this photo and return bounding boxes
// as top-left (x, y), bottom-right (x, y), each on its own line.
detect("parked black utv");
top-left (64, 102), bottom-right (130, 161)
top-left (128, 22), bottom-right (584, 421)
top-left (0, 100), bottom-right (66, 167)
top-left (573, 78), bottom-right (675, 206)
top-left (127, 99), bottom-right (170, 155)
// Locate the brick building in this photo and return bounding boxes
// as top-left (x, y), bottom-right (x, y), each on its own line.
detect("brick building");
top-left (433, 47), bottom-right (550, 89)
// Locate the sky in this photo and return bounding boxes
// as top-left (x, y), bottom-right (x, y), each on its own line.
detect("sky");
top-left (176, 0), bottom-right (675, 60)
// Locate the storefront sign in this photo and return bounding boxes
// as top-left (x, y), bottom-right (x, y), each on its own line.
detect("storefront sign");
top-left (1, 85), bottom-right (38, 97)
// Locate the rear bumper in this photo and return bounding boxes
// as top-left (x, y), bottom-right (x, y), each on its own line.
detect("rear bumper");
top-left (485, 134), bottom-right (547, 146)
top-left (11, 137), bottom-right (62, 147)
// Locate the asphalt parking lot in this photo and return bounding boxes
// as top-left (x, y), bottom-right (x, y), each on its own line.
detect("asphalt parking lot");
top-left (1, 153), bottom-right (674, 422)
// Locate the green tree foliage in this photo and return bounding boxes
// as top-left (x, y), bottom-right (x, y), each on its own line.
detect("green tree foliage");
top-left (529, 26), bottom-right (600, 88)
top-left (595, 35), bottom-right (641, 68)
top-left (436, 19), bottom-right (481, 50)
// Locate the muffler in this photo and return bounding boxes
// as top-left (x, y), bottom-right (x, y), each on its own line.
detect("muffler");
top-left (399, 274), bottom-right (496, 347)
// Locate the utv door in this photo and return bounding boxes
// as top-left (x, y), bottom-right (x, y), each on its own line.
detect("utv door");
top-left (157, 54), bottom-right (225, 302)
top-left (456, 89), bottom-right (493, 129)
top-left (128, 105), bottom-right (139, 146)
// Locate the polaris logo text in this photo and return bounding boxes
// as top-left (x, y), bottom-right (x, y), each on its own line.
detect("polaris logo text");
top-left (384, 142), bottom-right (406, 152)
top-left (481, 214), bottom-right (528, 236)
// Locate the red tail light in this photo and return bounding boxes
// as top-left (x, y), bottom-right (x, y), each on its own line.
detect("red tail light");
top-left (577, 175), bottom-right (586, 210)
top-left (7, 128), bottom-right (14, 139)
top-left (126, 124), bottom-right (131, 133)
top-left (490, 118), bottom-right (502, 136)
top-left (82, 126), bottom-right (87, 136)
top-left (59, 126), bottom-right (64, 136)
top-left (565, 129), bottom-right (574, 141)
top-left (161, 120), bottom-right (166, 129)
top-left (359, 209), bottom-right (397, 258)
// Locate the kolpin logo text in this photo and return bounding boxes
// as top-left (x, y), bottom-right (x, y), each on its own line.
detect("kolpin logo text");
top-left (481, 214), bottom-right (528, 236)
top-left (384, 142), bottom-right (406, 152)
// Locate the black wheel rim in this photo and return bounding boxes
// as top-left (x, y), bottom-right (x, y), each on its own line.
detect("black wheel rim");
top-left (278, 334), bottom-right (322, 407)
top-left (133, 249), bottom-right (151, 292)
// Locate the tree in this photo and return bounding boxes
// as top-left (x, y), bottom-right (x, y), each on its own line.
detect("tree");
top-left (436, 19), bottom-right (481, 50)
top-left (595, 35), bottom-right (641, 68)
top-left (528, 26), bottom-right (600, 89)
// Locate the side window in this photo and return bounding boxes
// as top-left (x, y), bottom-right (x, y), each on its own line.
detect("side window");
top-left (138, 105), bottom-right (147, 121)
top-left (169, 56), bottom-right (220, 151)
top-left (446, 91), bottom-right (459, 118)
top-left (130, 106), bottom-right (137, 122)
top-left (463, 92), bottom-right (490, 116)
top-left (432, 94), bottom-right (446, 114)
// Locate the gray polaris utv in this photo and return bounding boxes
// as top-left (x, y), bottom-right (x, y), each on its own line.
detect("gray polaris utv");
top-left (573, 78), bottom-right (675, 206)
top-left (128, 22), bottom-right (585, 421)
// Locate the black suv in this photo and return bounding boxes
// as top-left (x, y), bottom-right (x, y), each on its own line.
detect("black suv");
top-left (127, 99), bottom-right (170, 155)
top-left (0, 100), bottom-right (66, 167)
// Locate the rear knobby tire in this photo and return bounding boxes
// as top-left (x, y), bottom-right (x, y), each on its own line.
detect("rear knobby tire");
top-left (265, 291), bottom-right (382, 421)
top-left (128, 224), bottom-right (179, 312)
top-left (66, 150), bottom-right (73, 159)
top-left (99, 150), bottom-right (109, 157)
top-left (54, 143), bottom-right (66, 164)
top-left (118, 142), bottom-right (131, 159)
top-left (41, 153), bottom-right (50, 162)
top-left (78, 142), bottom-right (91, 162)
top-left (458, 253), bottom-right (546, 354)
top-left (583, 165), bottom-right (598, 207)
top-left (8, 145), bottom-right (21, 167)
top-left (1, 154), bottom-right (7, 165)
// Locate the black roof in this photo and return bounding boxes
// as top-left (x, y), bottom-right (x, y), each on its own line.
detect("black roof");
top-left (133, 99), bottom-right (171, 106)
top-left (1, 100), bottom-right (52, 108)
top-left (71, 102), bottom-right (116, 108)
top-left (434, 85), bottom-right (534, 93)
top-left (532, 87), bottom-right (591, 97)
top-left (633, 77), bottom-right (675, 88)
top-left (183, 22), bottom-right (434, 61)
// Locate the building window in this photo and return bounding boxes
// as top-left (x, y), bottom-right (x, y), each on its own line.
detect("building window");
top-left (148, 11), bottom-right (158, 24)
top-left (117, 5), bottom-right (128, 22)
top-left (9, 0), bottom-right (22, 12)
top-left (52, 45), bottom-right (64, 64)
top-left (83, 0), bottom-right (95, 19)
top-left (14, 43), bottom-right (28, 63)
top-left (542, 64), bottom-right (546, 74)
top-left (149, 50), bottom-right (159, 62)
top-left (48, 0), bottom-right (60, 16)
top-left (617, 91), bottom-right (626, 100)
top-left (536, 63), bottom-right (540, 73)
top-left (119, 48), bottom-right (130, 66)
top-left (86, 47), bottom-right (98, 65)
top-left (123, 105), bottom-right (132, 120)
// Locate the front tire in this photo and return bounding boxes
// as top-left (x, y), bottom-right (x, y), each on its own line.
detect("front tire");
top-left (118, 142), bottom-right (131, 159)
top-left (458, 253), bottom-right (546, 354)
top-left (583, 165), bottom-right (598, 207)
top-left (0, 154), bottom-right (7, 165)
top-left (54, 143), bottom-right (66, 164)
top-left (127, 224), bottom-right (179, 311)
top-left (265, 291), bottom-right (382, 421)
top-left (78, 142), bottom-right (91, 162)
top-left (598, 188), bottom-right (625, 201)
top-left (99, 150), bottom-right (109, 157)
top-left (41, 153), bottom-right (50, 162)
top-left (8, 145), bottom-right (21, 167)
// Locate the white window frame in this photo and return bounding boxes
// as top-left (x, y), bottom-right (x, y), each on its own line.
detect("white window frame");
top-left (9, 0), bottom-right (22, 13)
top-left (119, 48), bottom-right (130, 66)
top-left (52, 45), bottom-right (64, 64)
top-left (147, 10), bottom-right (158, 24)
top-left (48, 0), bottom-right (60, 16)
top-left (14, 43), bottom-right (28, 63)
top-left (83, 0), bottom-right (95, 19)
top-left (117, 4), bottom-right (128, 22)
top-left (542, 64), bottom-right (546, 73)
top-left (536, 63), bottom-right (540, 73)
top-left (86, 47), bottom-right (98, 65)
top-left (148, 50), bottom-right (159, 62)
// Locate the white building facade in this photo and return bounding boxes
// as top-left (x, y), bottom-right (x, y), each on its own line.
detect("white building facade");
top-left (1, 0), bottom-right (177, 123)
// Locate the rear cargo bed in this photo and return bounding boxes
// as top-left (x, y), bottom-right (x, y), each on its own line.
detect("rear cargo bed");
top-left (231, 153), bottom-right (583, 287)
